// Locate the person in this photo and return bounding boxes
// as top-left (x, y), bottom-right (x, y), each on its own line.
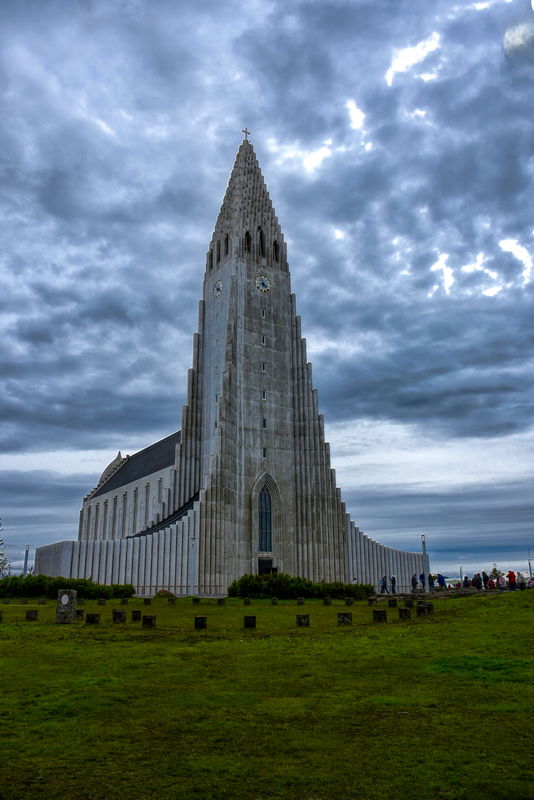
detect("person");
top-left (428, 573), bottom-right (435, 590)
top-left (411, 573), bottom-right (418, 593)
top-left (462, 575), bottom-right (469, 588)
top-left (482, 571), bottom-right (489, 590)
top-left (506, 569), bottom-right (517, 590)
top-left (419, 572), bottom-right (426, 591)
top-left (518, 572), bottom-right (526, 590)
top-left (379, 575), bottom-right (388, 594)
top-left (473, 573), bottom-right (482, 590)
top-left (487, 577), bottom-right (495, 590)
top-left (498, 574), bottom-right (506, 591)
top-left (390, 575), bottom-right (396, 594)
top-left (437, 573), bottom-right (446, 590)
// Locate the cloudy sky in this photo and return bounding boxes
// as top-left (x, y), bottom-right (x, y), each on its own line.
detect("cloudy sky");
top-left (1, 0), bottom-right (533, 578)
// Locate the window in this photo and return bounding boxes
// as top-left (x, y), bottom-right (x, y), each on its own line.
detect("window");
top-left (261, 335), bottom-right (265, 345)
top-left (245, 231), bottom-right (252, 252)
top-left (262, 418), bottom-right (267, 428)
top-left (262, 362), bottom-right (266, 372)
top-left (273, 240), bottom-right (280, 262)
top-left (216, 240), bottom-right (221, 263)
top-left (209, 250), bottom-right (213, 270)
top-left (224, 234), bottom-right (229, 255)
top-left (258, 486), bottom-right (272, 551)
top-left (261, 308), bottom-right (266, 318)
top-left (262, 447), bottom-right (267, 458)
top-left (258, 227), bottom-right (265, 257)
top-left (262, 390), bottom-right (266, 400)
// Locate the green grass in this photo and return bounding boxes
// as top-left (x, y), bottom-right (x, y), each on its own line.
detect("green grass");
top-left (1, 593), bottom-right (533, 800)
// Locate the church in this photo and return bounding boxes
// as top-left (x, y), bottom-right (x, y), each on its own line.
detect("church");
top-left (35, 136), bottom-right (429, 595)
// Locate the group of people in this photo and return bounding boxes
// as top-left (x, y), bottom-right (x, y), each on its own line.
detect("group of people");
top-left (378, 569), bottom-right (526, 594)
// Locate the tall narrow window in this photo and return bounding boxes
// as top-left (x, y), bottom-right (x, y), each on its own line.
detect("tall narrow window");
top-left (262, 390), bottom-right (266, 400)
top-left (133, 488), bottom-right (138, 532)
top-left (273, 240), bottom-right (280, 262)
top-left (245, 231), bottom-right (252, 252)
top-left (261, 308), bottom-right (266, 318)
top-left (216, 240), bottom-right (221, 263)
top-left (224, 233), bottom-right (229, 255)
top-left (258, 227), bottom-right (265, 257)
top-left (258, 486), bottom-right (272, 552)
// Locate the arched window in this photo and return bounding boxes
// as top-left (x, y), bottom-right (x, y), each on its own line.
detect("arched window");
top-left (258, 227), bottom-right (265, 257)
top-left (224, 234), bottom-right (229, 255)
top-left (258, 485), bottom-right (272, 551)
top-left (245, 231), bottom-right (252, 252)
top-left (216, 240), bottom-right (221, 263)
top-left (208, 250), bottom-right (213, 270)
top-left (273, 240), bottom-right (279, 262)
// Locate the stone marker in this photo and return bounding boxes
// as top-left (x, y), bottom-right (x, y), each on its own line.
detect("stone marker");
top-left (296, 614), bottom-right (310, 627)
top-left (323, 597), bottom-right (332, 606)
top-left (120, 598), bottom-right (129, 605)
top-left (244, 597), bottom-right (252, 606)
top-left (75, 609), bottom-right (85, 619)
top-left (143, 598), bottom-right (152, 606)
top-left (86, 613), bottom-right (100, 625)
top-left (194, 615), bottom-right (207, 630)
top-left (112, 610), bottom-right (126, 623)
top-left (404, 598), bottom-right (414, 608)
top-left (2, 598), bottom-right (9, 604)
top-left (192, 597), bottom-right (200, 606)
top-left (20, 598), bottom-right (28, 605)
top-left (97, 598), bottom-right (106, 606)
top-left (388, 598), bottom-right (398, 608)
top-left (338, 612), bottom-right (352, 625)
top-left (296, 597), bottom-right (305, 605)
top-left (416, 605), bottom-right (427, 618)
top-left (345, 597), bottom-right (354, 606)
top-left (131, 610), bottom-right (142, 622)
top-left (271, 597), bottom-right (279, 605)
top-left (25, 609), bottom-right (38, 621)
top-left (168, 598), bottom-right (176, 605)
top-left (38, 599), bottom-right (47, 605)
top-left (0, 611), bottom-right (3, 623)
top-left (56, 589), bottom-right (77, 624)
top-left (425, 603), bottom-right (434, 615)
top-left (398, 607), bottom-right (411, 620)
top-left (217, 598), bottom-right (225, 607)
top-left (368, 598), bottom-right (377, 606)
top-left (243, 615), bottom-right (256, 629)
top-left (373, 609), bottom-right (387, 623)
top-left (142, 615), bottom-right (156, 628)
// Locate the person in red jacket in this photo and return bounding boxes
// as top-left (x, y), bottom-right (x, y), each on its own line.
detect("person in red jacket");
top-left (506, 569), bottom-right (517, 590)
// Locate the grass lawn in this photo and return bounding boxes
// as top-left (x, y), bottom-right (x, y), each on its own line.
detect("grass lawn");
top-left (1, 592), bottom-right (533, 800)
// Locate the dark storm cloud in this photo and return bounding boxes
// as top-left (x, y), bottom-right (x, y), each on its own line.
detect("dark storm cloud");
top-left (0, 0), bottom-right (533, 569)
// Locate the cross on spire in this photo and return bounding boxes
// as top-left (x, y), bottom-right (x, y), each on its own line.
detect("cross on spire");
top-left (242, 127), bottom-right (251, 140)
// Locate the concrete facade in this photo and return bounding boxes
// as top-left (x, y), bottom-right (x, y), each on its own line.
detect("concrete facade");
top-left (35, 138), bottom-right (429, 594)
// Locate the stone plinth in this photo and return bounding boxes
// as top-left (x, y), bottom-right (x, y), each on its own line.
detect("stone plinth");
top-left (338, 613), bottom-right (352, 625)
top-left (195, 616), bottom-right (207, 630)
top-left (243, 615), bottom-right (256, 629)
top-left (373, 609), bottom-right (387, 623)
top-left (56, 589), bottom-right (77, 624)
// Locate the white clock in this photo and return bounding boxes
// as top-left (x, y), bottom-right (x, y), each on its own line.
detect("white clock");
top-left (61, 593), bottom-right (69, 605)
top-left (256, 275), bottom-right (271, 292)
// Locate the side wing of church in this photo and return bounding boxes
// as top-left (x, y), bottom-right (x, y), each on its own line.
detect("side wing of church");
top-left (35, 138), bottom-right (429, 594)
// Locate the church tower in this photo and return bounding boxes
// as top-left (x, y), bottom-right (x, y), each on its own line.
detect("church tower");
top-left (35, 136), bottom-right (429, 594)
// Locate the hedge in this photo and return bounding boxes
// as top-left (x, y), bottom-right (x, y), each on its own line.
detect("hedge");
top-left (227, 573), bottom-right (373, 600)
top-left (0, 574), bottom-right (135, 599)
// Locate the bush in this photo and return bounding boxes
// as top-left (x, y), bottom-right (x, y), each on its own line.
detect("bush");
top-left (227, 573), bottom-right (372, 600)
top-left (0, 574), bottom-right (135, 599)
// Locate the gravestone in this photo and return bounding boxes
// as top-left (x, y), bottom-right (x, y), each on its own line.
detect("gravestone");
top-left (399, 607), bottom-right (411, 620)
top-left (97, 598), bottom-right (106, 606)
top-left (296, 614), bottom-right (310, 627)
top-left (112, 610), bottom-right (126, 623)
top-left (131, 610), bottom-right (142, 622)
top-left (75, 609), bottom-right (85, 620)
top-left (388, 598), bottom-right (398, 608)
top-left (338, 612), bottom-right (352, 625)
top-left (296, 597), bottom-right (305, 605)
top-left (243, 615), bottom-right (256, 629)
top-left (368, 598), bottom-right (377, 606)
top-left (373, 609), bottom-right (387, 623)
top-left (323, 597), bottom-right (332, 606)
top-left (217, 598), bottom-right (225, 607)
top-left (416, 605), bottom-right (427, 618)
top-left (425, 603), bottom-right (434, 615)
top-left (271, 597), bottom-right (279, 605)
top-left (194, 616), bottom-right (207, 630)
top-left (142, 615), bottom-right (156, 628)
top-left (120, 598), bottom-right (129, 605)
top-left (2, 598), bottom-right (9, 604)
top-left (20, 598), bottom-right (28, 605)
top-left (168, 598), bottom-right (176, 605)
top-left (345, 597), bottom-right (354, 606)
top-left (56, 589), bottom-right (77, 624)
top-left (192, 597), bottom-right (201, 605)
top-left (0, 611), bottom-right (3, 623)
top-left (243, 597), bottom-right (252, 606)
top-left (86, 613), bottom-right (100, 625)
top-left (25, 609), bottom-right (37, 621)
top-left (404, 598), bottom-right (414, 608)
top-left (38, 599), bottom-right (47, 605)
top-left (143, 598), bottom-right (152, 606)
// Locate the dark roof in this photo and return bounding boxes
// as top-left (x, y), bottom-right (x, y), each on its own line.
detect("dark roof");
top-left (92, 431), bottom-right (181, 498)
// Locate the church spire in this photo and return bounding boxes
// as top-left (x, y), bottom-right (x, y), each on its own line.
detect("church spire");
top-left (206, 138), bottom-right (287, 272)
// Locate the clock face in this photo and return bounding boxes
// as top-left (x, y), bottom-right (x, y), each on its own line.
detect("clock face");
top-left (61, 593), bottom-right (69, 606)
top-left (256, 275), bottom-right (271, 292)
top-left (213, 280), bottom-right (223, 298)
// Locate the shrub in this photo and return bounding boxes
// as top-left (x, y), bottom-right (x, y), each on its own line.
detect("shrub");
top-left (227, 573), bottom-right (372, 600)
top-left (0, 574), bottom-right (135, 599)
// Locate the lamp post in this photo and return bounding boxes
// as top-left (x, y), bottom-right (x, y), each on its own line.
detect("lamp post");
top-left (459, 565), bottom-right (463, 581)
top-left (420, 534), bottom-right (426, 554)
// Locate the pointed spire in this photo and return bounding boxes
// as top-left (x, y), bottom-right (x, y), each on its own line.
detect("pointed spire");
top-left (206, 138), bottom-right (287, 272)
